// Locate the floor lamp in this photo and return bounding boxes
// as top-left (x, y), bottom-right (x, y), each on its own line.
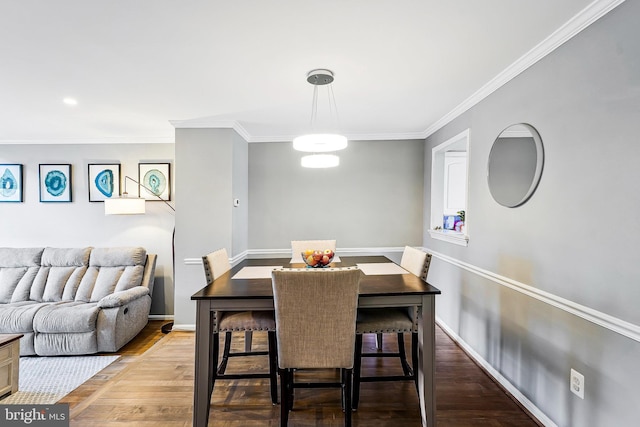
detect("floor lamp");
top-left (104, 175), bottom-right (175, 334)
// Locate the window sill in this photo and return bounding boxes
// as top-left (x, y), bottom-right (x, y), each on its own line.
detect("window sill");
top-left (428, 229), bottom-right (469, 247)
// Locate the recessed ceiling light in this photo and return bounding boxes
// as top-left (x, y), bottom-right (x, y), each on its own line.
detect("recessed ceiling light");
top-left (63, 97), bottom-right (77, 106)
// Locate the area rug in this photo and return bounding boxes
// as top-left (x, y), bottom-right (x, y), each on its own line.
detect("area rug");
top-left (0, 355), bottom-right (119, 405)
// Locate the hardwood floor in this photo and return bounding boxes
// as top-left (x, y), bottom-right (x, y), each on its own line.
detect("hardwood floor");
top-left (60, 321), bottom-right (540, 426)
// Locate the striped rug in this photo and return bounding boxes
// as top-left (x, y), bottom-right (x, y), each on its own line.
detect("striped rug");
top-left (0, 355), bottom-right (119, 405)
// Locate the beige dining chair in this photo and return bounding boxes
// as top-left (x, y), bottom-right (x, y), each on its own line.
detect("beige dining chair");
top-left (202, 248), bottom-right (278, 404)
top-left (352, 246), bottom-right (432, 410)
top-left (290, 239), bottom-right (336, 262)
top-left (271, 267), bottom-right (361, 427)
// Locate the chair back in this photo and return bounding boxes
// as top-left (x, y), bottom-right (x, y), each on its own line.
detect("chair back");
top-left (202, 248), bottom-right (232, 285)
top-left (400, 246), bottom-right (432, 280)
top-left (271, 267), bottom-right (361, 370)
top-left (290, 240), bottom-right (336, 261)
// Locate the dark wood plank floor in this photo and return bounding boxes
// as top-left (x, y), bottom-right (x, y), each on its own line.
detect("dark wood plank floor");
top-left (60, 321), bottom-right (540, 426)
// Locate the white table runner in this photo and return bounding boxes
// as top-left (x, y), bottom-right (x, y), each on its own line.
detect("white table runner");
top-left (356, 262), bottom-right (408, 275)
top-left (231, 266), bottom-right (282, 280)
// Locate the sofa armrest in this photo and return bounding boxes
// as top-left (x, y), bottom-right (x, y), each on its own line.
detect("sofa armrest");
top-left (98, 286), bottom-right (150, 308)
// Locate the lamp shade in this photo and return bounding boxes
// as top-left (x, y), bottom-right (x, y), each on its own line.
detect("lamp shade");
top-left (293, 133), bottom-right (348, 153)
top-left (104, 197), bottom-right (146, 215)
top-left (301, 154), bottom-right (340, 168)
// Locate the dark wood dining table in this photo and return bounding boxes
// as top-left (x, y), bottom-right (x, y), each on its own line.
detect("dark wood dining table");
top-left (191, 255), bottom-right (441, 427)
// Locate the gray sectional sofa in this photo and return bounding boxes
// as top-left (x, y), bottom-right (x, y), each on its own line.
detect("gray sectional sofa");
top-left (0, 246), bottom-right (156, 356)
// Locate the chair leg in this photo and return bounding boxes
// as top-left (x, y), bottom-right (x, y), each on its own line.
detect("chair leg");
top-left (244, 331), bottom-right (253, 352)
top-left (217, 331), bottom-right (233, 375)
top-left (279, 369), bottom-right (289, 426)
top-left (352, 334), bottom-right (363, 410)
top-left (397, 332), bottom-right (412, 376)
top-left (288, 367), bottom-right (295, 410)
top-left (376, 332), bottom-right (384, 349)
top-left (268, 331), bottom-right (278, 404)
top-left (344, 368), bottom-right (353, 427)
top-left (411, 332), bottom-right (419, 392)
top-left (209, 332), bottom-right (219, 401)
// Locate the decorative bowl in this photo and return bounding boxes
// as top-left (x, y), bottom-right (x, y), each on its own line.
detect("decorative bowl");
top-left (301, 249), bottom-right (335, 268)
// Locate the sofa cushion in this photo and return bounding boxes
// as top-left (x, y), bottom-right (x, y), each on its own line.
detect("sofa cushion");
top-left (0, 248), bottom-right (44, 267)
top-left (41, 247), bottom-right (91, 267)
top-left (0, 248), bottom-right (44, 303)
top-left (0, 301), bottom-right (48, 333)
top-left (89, 247), bottom-right (146, 267)
top-left (29, 247), bottom-right (91, 302)
top-left (33, 301), bottom-right (100, 333)
top-left (75, 247), bottom-right (146, 303)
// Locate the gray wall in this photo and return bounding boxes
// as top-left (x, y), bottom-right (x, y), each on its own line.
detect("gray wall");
top-left (174, 128), bottom-right (238, 328)
top-left (425, 2), bottom-right (640, 426)
top-left (0, 143), bottom-right (175, 317)
top-left (172, 134), bottom-right (424, 327)
top-left (249, 139), bottom-right (424, 251)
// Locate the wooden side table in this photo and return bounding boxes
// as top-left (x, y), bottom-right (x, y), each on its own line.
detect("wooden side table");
top-left (0, 334), bottom-right (23, 398)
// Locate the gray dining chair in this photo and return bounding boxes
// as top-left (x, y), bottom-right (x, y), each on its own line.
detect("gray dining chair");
top-left (202, 248), bottom-right (278, 404)
top-left (352, 246), bottom-right (432, 410)
top-left (272, 267), bottom-right (361, 427)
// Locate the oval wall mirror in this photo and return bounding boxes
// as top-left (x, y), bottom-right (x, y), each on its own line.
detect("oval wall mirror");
top-left (487, 123), bottom-right (544, 208)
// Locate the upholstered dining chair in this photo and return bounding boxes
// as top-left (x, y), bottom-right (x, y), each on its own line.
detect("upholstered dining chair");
top-left (202, 248), bottom-right (278, 404)
top-left (290, 239), bottom-right (337, 262)
top-left (352, 246), bottom-right (432, 410)
top-left (271, 267), bottom-right (361, 427)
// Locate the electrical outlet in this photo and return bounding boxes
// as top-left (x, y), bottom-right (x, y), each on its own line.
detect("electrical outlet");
top-left (570, 369), bottom-right (585, 399)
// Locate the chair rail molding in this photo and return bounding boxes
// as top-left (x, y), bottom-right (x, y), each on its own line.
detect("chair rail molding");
top-left (424, 247), bottom-right (640, 343)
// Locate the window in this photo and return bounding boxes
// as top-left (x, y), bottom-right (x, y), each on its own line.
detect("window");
top-left (429, 129), bottom-right (469, 246)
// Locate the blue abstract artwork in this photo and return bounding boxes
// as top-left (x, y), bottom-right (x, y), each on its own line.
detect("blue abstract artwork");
top-left (88, 164), bottom-right (120, 202)
top-left (1, 168), bottom-right (17, 197)
top-left (0, 164), bottom-right (23, 202)
top-left (39, 164), bottom-right (72, 202)
top-left (95, 169), bottom-right (114, 197)
top-left (139, 163), bottom-right (170, 201)
top-left (143, 169), bottom-right (166, 196)
top-left (45, 170), bottom-right (67, 196)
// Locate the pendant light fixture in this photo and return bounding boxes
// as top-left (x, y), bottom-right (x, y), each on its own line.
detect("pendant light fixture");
top-left (293, 69), bottom-right (347, 168)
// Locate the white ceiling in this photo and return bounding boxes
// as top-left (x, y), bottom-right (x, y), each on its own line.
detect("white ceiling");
top-left (0, 0), bottom-right (612, 144)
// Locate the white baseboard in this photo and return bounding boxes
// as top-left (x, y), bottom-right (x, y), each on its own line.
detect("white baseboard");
top-left (148, 315), bottom-right (174, 321)
top-left (436, 317), bottom-right (557, 427)
top-left (171, 324), bottom-right (196, 332)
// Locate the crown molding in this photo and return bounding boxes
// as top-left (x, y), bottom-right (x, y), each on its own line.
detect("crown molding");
top-left (169, 0), bottom-right (625, 144)
top-left (422, 0), bottom-right (626, 139)
top-left (0, 136), bottom-right (174, 145)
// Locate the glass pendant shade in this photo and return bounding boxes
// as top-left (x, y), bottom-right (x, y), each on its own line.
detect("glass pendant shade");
top-left (293, 133), bottom-right (348, 152)
top-left (301, 154), bottom-right (340, 168)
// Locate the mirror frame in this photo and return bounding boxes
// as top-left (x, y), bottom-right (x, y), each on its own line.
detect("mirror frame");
top-left (487, 123), bottom-right (544, 208)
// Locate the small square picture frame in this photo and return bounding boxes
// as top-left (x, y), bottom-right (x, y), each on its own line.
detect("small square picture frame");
top-left (39, 164), bottom-right (72, 202)
top-left (0, 164), bottom-right (23, 203)
top-left (88, 163), bottom-right (121, 202)
top-left (138, 162), bottom-right (171, 201)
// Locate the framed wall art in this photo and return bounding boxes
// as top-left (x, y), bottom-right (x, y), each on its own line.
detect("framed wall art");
top-left (138, 162), bottom-right (170, 201)
top-left (39, 164), bottom-right (72, 202)
top-left (0, 164), bottom-right (23, 203)
top-left (88, 163), bottom-right (121, 202)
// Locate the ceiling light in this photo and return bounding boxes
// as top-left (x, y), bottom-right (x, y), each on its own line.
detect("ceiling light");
top-left (301, 154), bottom-right (340, 168)
top-left (293, 134), bottom-right (347, 152)
top-left (63, 98), bottom-right (77, 106)
top-left (294, 69), bottom-right (347, 167)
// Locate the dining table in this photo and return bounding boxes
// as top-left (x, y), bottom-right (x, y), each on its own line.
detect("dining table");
top-left (191, 255), bottom-right (441, 427)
